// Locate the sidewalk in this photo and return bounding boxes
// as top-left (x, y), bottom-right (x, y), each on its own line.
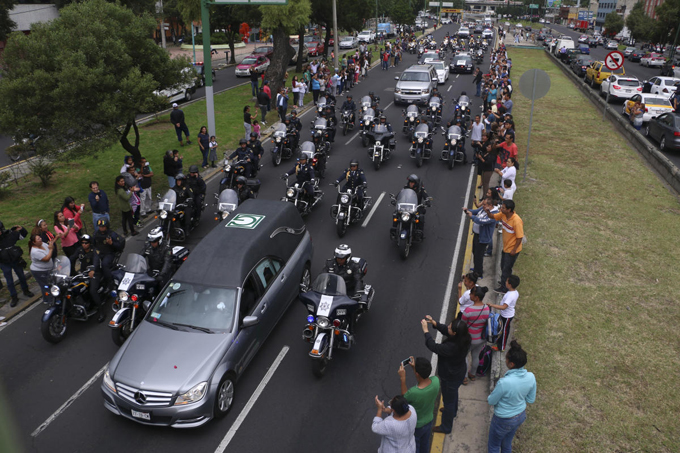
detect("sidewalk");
top-left (166, 41), bottom-right (260, 67)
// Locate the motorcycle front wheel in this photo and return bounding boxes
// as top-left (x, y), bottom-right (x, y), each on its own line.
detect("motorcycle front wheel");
top-left (448, 154), bottom-right (455, 170)
top-left (272, 152), bottom-right (282, 167)
top-left (416, 153), bottom-right (423, 168)
top-left (399, 240), bottom-right (410, 260)
top-left (373, 158), bottom-right (381, 171)
top-left (111, 319), bottom-right (132, 346)
top-left (343, 123), bottom-right (349, 136)
top-left (41, 314), bottom-right (67, 343)
top-left (336, 220), bottom-right (347, 238)
top-left (312, 358), bottom-right (329, 378)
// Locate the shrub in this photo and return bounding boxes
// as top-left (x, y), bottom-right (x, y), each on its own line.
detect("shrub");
top-left (28, 157), bottom-right (56, 187)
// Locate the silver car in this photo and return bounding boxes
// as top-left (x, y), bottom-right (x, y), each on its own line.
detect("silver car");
top-left (339, 36), bottom-right (358, 49)
top-left (394, 64), bottom-right (438, 105)
top-left (101, 200), bottom-right (313, 427)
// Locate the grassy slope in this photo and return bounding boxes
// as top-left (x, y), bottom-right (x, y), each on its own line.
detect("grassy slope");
top-left (508, 48), bottom-right (680, 452)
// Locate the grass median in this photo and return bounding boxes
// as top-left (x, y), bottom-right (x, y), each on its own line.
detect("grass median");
top-left (508, 48), bottom-right (680, 452)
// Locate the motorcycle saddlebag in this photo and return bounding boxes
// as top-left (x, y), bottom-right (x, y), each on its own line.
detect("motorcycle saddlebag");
top-left (247, 178), bottom-right (261, 193)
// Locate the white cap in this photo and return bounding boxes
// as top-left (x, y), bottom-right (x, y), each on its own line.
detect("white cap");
top-left (172, 103), bottom-right (178, 108)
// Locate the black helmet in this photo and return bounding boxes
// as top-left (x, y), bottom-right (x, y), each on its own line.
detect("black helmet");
top-left (379, 115), bottom-right (386, 122)
top-left (407, 174), bottom-right (420, 188)
top-left (80, 234), bottom-right (92, 244)
top-left (347, 94), bottom-right (353, 99)
top-left (236, 175), bottom-right (247, 185)
top-left (349, 159), bottom-right (359, 167)
top-left (298, 154), bottom-right (308, 162)
top-left (96, 218), bottom-right (109, 228)
top-left (239, 138), bottom-right (247, 145)
top-left (291, 109), bottom-right (298, 115)
top-left (325, 106), bottom-right (331, 112)
top-left (175, 173), bottom-right (186, 181)
top-left (460, 90), bottom-right (467, 96)
top-left (250, 132), bottom-right (258, 139)
top-left (189, 165), bottom-right (199, 173)
top-left (285, 115), bottom-right (292, 122)
top-left (369, 91), bottom-right (375, 97)
top-left (334, 244), bottom-right (352, 261)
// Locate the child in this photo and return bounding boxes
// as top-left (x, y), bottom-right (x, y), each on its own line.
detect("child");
top-left (487, 275), bottom-right (520, 351)
top-left (298, 82), bottom-right (306, 107)
top-left (209, 135), bottom-right (218, 168)
top-left (252, 121), bottom-right (261, 139)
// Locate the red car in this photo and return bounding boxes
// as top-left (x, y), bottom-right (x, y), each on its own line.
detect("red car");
top-left (252, 46), bottom-right (274, 59)
top-left (235, 55), bottom-right (270, 77)
top-left (305, 41), bottom-right (324, 57)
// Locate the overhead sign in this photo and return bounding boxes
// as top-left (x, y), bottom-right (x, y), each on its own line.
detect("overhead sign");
top-left (442, 1), bottom-right (454, 6)
top-left (442, 8), bottom-right (462, 12)
top-left (604, 51), bottom-right (624, 70)
top-left (529, 4), bottom-right (539, 8)
top-left (429, 2), bottom-right (440, 6)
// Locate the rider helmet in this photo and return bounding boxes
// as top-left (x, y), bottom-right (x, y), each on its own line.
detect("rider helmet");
top-left (291, 109), bottom-right (298, 116)
top-left (175, 173), bottom-right (186, 181)
top-left (250, 132), bottom-right (258, 139)
top-left (298, 154), bottom-right (308, 162)
top-left (368, 91), bottom-right (375, 97)
top-left (284, 115), bottom-right (292, 123)
top-left (379, 115), bottom-right (387, 123)
top-left (347, 94), bottom-right (353, 100)
top-left (334, 244), bottom-right (352, 263)
top-left (147, 227), bottom-right (164, 245)
top-left (96, 218), bottom-right (110, 228)
top-left (407, 174), bottom-right (420, 190)
top-left (239, 138), bottom-right (247, 145)
top-left (236, 176), bottom-right (247, 185)
top-left (349, 159), bottom-right (359, 168)
top-left (188, 165), bottom-right (199, 173)
top-left (80, 234), bottom-right (92, 244)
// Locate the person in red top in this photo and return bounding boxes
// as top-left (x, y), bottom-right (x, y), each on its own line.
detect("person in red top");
top-left (62, 197), bottom-right (85, 234)
top-left (495, 133), bottom-right (518, 169)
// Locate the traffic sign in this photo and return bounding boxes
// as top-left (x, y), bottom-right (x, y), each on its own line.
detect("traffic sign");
top-left (442, 2), bottom-right (454, 6)
top-left (429, 2), bottom-right (440, 6)
top-left (604, 51), bottom-right (624, 70)
top-left (529, 4), bottom-right (539, 8)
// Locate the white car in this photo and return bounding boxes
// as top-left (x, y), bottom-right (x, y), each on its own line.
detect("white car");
top-left (430, 60), bottom-right (449, 84)
top-left (482, 29), bottom-right (494, 39)
top-left (441, 18), bottom-right (452, 25)
top-left (600, 74), bottom-right (641, 101)
top-left (539, 18), bottom-right (545, 23)
top-left (516, 23), bottom-right (523, 28)
top-left (578, 34), bottom-right (589, 43)
top-left (504, 21), bottom-right (510, 27)
top-left (357, 30), bottom-right (375, 43)
top-left (640, 53), bottom-right (665, 67)
top-left (623, 93), bottom-right (673, 122)
top-left (458, 27), bottom-right (470, 37)
top-left (155, 67), bottom-right (196, 104)
top-left (646, 76), bottom-right (680, 98)
top-left (339, 36), bottom-right (358, 49)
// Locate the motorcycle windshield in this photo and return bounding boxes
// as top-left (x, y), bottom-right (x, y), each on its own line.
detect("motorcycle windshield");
top-left (363, 109), bottom-right (375, 122)
top-left (314, 118), bottom-right (327, 130)
top-left (429, 97), bottom-right (442, 107)
top-left (274, 123), bottom-right (287, 137)
top-left (414, 123), bottom-right (429, 137)
top-left (406, 105), bottom-right (419, 117)
top-left (159, 190), bottom-right (176, 212)
top-left (396, 188), bottom-right (418, 213)
top-left (447, 125), bottom-right (462, 139)
top-left (459, 95), bottom-right (470, 106)
top-left (360, 96), bottom-right (371, 108)
top-left (124, 253), bottom-right (148, 274)
top-left (218, 189), bottom-right (239, 212)
top-left (311, 273), bottom-right (347, 296)
top-left (300, 141), bottom-right (316, 154)
top-left (52, 255), bottom-right (71, 278)
top-left (317, 98), bottom-right (327, 109)
top-left (373, 124), bottom-right (389, 134)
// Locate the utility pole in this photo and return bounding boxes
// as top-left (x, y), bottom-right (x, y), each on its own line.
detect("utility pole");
top-left (375, 0), bottom-right (378, 36)
top-left (332, 0), bottom-right (339, 70)
top-left (200, 0), bottom-right (216, 137)
top-left (159, 0), bottom-right (167, 49)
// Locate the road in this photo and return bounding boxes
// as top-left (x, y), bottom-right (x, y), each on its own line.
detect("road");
top-left (0, 22), bottom-right (479, 453)
top-left (545, 23), bottom-right (680, 167)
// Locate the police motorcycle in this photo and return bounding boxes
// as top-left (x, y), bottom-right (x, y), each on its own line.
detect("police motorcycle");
top-left (108, 245), bottom-right (188, 346)
top-left (359, 108), bottom-right (376, 147)
top-left (41, 256), bottom-right (109, 343)
top-left (360, 95), bottom-right (372, 114)
top-left (454, 94), bottom-right (472, 126)
top-left (481, 39), bottom-right (489, 51)
top-left (300, 271), bottom-right (374, 377)
top-left (214, 188), bottom-right (240, 221)
top-left (428, 96), bottom-right (444, 125)
top-left (408, 40), bottom-right (417, 54)
top-left (441, 125), bottom-right (465, 169)
top-left (367, 123), bottom-right (396, 171)
top-left (389, 189), bottom-right (431, 259)
top-left (281, 174), bottom-right (323, 216)
top-left (341, 107), bottom-right (355, 136)
top-left (402, 105), bottom-right (420, 135)
top-left (317, 96), bottom-right (333, 117)
top-left (156, 189), bottom-right (199, 242)
top-left (311, 117), bottom-right (332, 157)
top-left (474, 48), bottom-right (484, 64)
top-left (270, 123), bottom-right (296, 166)
top-left (409, 123), bottom-right (433, 168)
top-left (301, 140), bottom-right (327, 179)
top-left (219, 156), bottom-right (262, 194)
top-left (417, 43), bottom-right (426, 58)
top-left (330, 183), bottom-right (371, 238)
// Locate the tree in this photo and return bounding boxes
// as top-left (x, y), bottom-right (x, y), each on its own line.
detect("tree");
top-left (653, 0), bottom-right (680, 45)
top-left (53, 0), bottom-right (157, 14)
top-left (211, 5), bottom-right (261, 65)
top-left (626, 1), bottom-right (655, 42)
top-left (603, 11), bottom-right (624, 37)
top-left (260, 0), bottom-right (311, 97)
top-left (0, 0), bottom-right (16, 42)
top-left (0, 0), bottom-right (190, 163)
top-left (389, 0), bottom-right (416, 27)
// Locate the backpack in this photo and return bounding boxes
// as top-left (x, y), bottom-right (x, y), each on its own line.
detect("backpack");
top-left (476, 345), bottom-right (492, 377)
top-left (482, 312), bottom-right (502, 343)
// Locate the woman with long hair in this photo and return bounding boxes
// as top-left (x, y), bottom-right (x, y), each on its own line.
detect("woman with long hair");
top-left (62, 197), bottom-right (84, 235)
top-left (54, 210), bottom-right (79, 259)
top-left (34, 219), bottom-right (59, 261)
top-left (28, 234), bottom-right (55, 304)
top-left (114, 175), bottom-right (139, 236)
top-left (198, 125), bottom-right (210, 169)
top-left (463, 286), bottom-right (490, 384)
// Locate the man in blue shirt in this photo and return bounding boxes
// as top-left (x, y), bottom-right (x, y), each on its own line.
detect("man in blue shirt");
top-left (503, 94), bottom-right (513, 115)
top-left (88, 181), bottom-right (110, 231)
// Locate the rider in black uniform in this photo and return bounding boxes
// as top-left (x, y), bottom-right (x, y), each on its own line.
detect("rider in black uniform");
top-left (235, 176), bottom-right (255, 204)
top-left (341, 95), bottom-right (357, 125)
top-left (322, 106), bottom-right (338, 143)
top-left (247, 132), bottom-right (265, 170)
top-left (73, 234), bottom-right (106, 322)
top-left (172, 173), bottom-right (194, 232)
top-left (93, 218), bottom-right (125, 289)
top-left (404, 174), bottom-right (431, 239)
top-left (142, 228), bottom-right (173, 288)
top-left (334, 160), bottom-right (368, 209)
top-left (323, 244), bottom-right (363, 295)
top-left (229, 139), bottom-right (256, 178)
top-left (187, 165), bottom-right (207, 211)
top-left (282, 154), bottom-right (316, 202)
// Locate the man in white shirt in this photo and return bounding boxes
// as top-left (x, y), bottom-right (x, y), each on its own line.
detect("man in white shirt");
top-left (499, 179), bottom-right (515, 200)
top-left (470, 115), bottom-right (485, 155)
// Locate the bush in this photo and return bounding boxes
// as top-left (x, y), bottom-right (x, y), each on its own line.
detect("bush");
top-left (28, 157), bottom-right (56, 187)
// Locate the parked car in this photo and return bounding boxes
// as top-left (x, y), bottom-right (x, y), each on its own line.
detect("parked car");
top-left (623, 46), bottom-right (636, 57)
top-left (578, 34), bottom-right (589, 43)
top-left (578, 44), bottom-right (590, 55)
top-left (305, 41), bottom-right (324, 57)
top-left (252, 46), bottom-right (274, 59)
top-left (600, 74), bottom-right (641, 102)
top-left (155, 67), bottom-right (196, 104)
top-left (660, 58), bottom-right (680, 76)
top-left (587, 37), bottom-right (599, 48)
top-left (585, 61), bottom-right (626, 87)
top-left (339, 36), bottom-right (358, 49)
top-left (288, 39), bottom-right (309, 64)
top-left (570, 55), bottom-right (594, 77)
top-left (567, 23), bottom-right (575, 29)
top-left (235, 55), bottom-right (270, 77)
top-left (628, 49), bottom-right (644, 62)
top-left (622, 94), bottom-right (673, 122)
top-left (604, 40), bottom-right (619, 50)
top-left (192, 62), bottom-right (216, 88)
top-left (642, 76), bottom-right (680, 97)
top-left (645, 113), bottom-right (680, 150)
top-left (101, 200), bottom-right (314, 428)
top-left (357, 30), bottom-right (376, 43)
top-left (640, 53), bottom-right (665, 67)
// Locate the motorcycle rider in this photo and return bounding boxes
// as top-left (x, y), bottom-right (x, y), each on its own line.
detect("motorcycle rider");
top-left (282, 154), bottom-right (316, 202)
top-left (322, 91), bottom-right (336, 112)
top-left (323, 244), bottom-right (364, 296)
top-left (322, 105), bottom-right (338, 143)
top-left (340, 94), bottom-right (357, 125)
top-left (334, 160), bottom-right (368, 209)
top-left (93, 218), bottom-right (124, 289)
top-left (187, 165), bottom-right (207, 210)
top-left (247, 132), bottom-right (265, 169)
top-left (368, 91), bottom-right (380, 106)
top-left (290, 110), bottom-right (303, 134)
top-left (73, 234), bottom-right (105, 322)
top-left (228, 138), bottom-right (256, 178)
top-left (284, 115), bottom-right (300, 152)
top-left (375, 114), bottom-right (394, 133)
top-left (404, 174), bottom-right (431, 238)
top-left (142, 228), bottom-right (173, 288)
top-left (171, 173), bottom-right (194, 232)
top-left (235, 176), bottom-right (255, 203)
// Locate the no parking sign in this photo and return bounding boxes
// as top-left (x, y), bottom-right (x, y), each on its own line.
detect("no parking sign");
top-left (604, 51), bottom-right (624, 71)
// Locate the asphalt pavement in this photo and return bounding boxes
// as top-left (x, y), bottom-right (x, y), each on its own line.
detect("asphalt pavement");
top-left (0, 23), bottom-right (482, 453)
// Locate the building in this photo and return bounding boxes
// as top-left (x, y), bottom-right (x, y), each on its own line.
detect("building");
top-left (2, 4), bottom-right (59, 53)
top-left (595, 0), bottom-right (617, 28)
top-left (615, 0), bottom-right (637, 19)
top-left (643, 0), bottom-right (663, 18)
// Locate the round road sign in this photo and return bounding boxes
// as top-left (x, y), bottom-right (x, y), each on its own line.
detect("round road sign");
top-left (604, 51), bottom-right (624, 71)
top-left (519, 69), bottom-right (551, 101)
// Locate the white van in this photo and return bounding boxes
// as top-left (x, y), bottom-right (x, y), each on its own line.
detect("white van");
top-left (551, 38), bottom-right (575, 55)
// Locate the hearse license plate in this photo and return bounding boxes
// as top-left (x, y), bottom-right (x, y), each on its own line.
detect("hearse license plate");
top-left (131, 409), bottom-right (150, 420)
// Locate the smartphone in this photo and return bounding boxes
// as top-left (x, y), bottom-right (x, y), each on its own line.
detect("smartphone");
top-left (68, 218), bottom-right (75, 227)
top-left (401, 358), bottom-right (411, 367)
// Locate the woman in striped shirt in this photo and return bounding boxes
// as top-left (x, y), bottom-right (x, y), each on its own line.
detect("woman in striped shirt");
top-left (462, 286), bottom-right (490, 383)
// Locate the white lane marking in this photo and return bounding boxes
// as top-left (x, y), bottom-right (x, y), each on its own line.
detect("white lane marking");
top-left (447, 85), bottom-right (452, 92)
top-left (456, 74), bottom-right (460, 79)
top-left (345, 132), bottom-right (360, 145)
top-left (429, 163), bottom-right (475, 376)
top-left (215, 346), bottom-right (289, 453)
top-left (32, 362), bottom-right (109, 437)
top-left (0, 300), bottom-right (41, 334)
top-left (362, 191), bottom-right (386, 228)
top-left (383, 101), bottom-right (394, 111)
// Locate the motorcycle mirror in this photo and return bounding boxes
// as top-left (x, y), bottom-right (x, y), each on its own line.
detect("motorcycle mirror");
top-left (143, 300), bottom-right (152, 311)
top-left (242, 316), bottom-right (259, 328)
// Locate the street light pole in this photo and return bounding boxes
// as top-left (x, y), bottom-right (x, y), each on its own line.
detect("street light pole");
top-left (332, 0), bottom-right (339, 70)
top-left (200, 0), bottom-right (216, 137)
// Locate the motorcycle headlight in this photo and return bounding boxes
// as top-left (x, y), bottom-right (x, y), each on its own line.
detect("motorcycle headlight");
top-left (401, 212), bottom-right (411, 222)
top-left (174, 382), bottom-right (208, 406)
top-left (431, 106), bottom-right (436, 111)
top-left (418, 138), bottom-right (424, 143)
top-left (221, 211), bottom-right (229, 220)
top-left (340, 194), bottom-right (350, 204)
top-left (317, 317), bottom-right (330, 328)
top-left (276, 137), bottom-right (282, 143)
top-left (160, 210), bottom-right (168, 219)
top-left (118, 291), bottom-right (129, 302)
top-left (409, 117), bottom-right (414, 122)
top-left (103, 369), bottom-right (116, 393)
top-left (225, 164), bottom-right (232, 172)
top-left (50, 285), bottom-right (60, 297)
top-left (451, 139), bottom-right (457, 145)
top-left (286, 188), bottom-right (295, 198)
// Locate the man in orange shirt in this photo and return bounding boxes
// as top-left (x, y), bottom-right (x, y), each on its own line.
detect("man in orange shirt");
top-left (490, 199), bottom-right (523, 294)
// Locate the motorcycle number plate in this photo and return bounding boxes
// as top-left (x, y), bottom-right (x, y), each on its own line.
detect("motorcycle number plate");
top-left (119, 273), bottom-right (135, 292)
top-left (131, 410), bottom-right (150, 420)
top-left (317, 295), bottom-right (333, 317)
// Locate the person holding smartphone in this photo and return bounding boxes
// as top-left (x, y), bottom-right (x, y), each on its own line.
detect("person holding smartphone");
top-left (54, 211), bottom-right (79, 260)
top-left (62, 197), bottom-right (85, 235)
top-left (398, 357), bottom-right (440, 453)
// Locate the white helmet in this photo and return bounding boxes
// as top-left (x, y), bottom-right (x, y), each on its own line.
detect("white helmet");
top-left (334, 244), bottom-right (352, 261)
top-left (147, 227), bottom-right (164, 245)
